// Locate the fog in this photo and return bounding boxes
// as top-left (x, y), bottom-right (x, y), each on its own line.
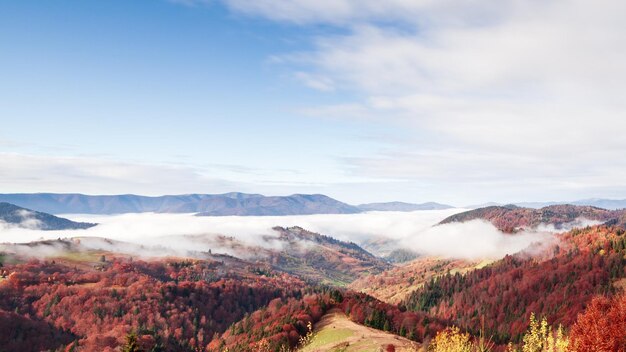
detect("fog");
top-left (7, 209), bottom-right (43, 230)
top-left (408, 220), bottom-right (555, 259)
top-left (534, 218), bottom-right (604, 233)
top-left (0, 209), bottom-right (576, 260)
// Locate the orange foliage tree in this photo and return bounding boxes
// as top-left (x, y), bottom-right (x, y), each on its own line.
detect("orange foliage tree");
top-left (569, 293), bottom-right (626, 352)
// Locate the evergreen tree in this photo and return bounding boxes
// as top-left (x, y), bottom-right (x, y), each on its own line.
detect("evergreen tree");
top-left (122, 332), bottom-right (140, 352)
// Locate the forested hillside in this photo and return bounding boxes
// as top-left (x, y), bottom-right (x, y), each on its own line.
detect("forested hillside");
top-left (403, 224), bottom-right (626, 344)
top-left (0, 202), bottom-right (96, 230)
top-left (1, 220), bottom-right (625, 351)
top-left (439, 205), bottom-right (623, 232)
top-left (0, 254), bottom-right (306, 351)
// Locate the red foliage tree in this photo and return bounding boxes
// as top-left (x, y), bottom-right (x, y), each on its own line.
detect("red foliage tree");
top-left (570, 293), bottom-right (626, 352)
top-left (0, 257), bottom-right (306, 351)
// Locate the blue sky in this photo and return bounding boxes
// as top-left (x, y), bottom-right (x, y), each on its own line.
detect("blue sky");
top-left (2, 0), bottom-right (626, 205)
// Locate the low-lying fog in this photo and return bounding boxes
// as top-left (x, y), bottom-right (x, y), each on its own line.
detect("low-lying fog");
top-left (0, 209), bottom-right (584, 260)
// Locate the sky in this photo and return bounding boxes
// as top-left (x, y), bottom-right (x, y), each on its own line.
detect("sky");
top-left (1, 0), bottom-right (626, 206)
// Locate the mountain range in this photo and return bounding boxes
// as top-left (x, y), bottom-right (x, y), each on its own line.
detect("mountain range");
top-left (0, 192), bottom-right (625, 217)
top-left (0, 193), bottom-right (451, 215)
top-left (0, 193), bottom-right (360, 215)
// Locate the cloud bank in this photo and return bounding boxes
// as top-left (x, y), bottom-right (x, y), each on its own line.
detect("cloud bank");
top-left (0, 209), bottom-right (577, 260)
top-left (409, 219), bottom-right (554, 259)
top-left (0, 152), bottom-right (239, 196)
top-left (224, 0), bottom-right (626, 202)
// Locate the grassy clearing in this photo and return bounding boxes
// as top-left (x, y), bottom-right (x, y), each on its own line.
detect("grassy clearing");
top-left (474, 259), bottom-right (493, 269)
top-left (0, 253), bottom-right (23, 265)
top-left (53, 250), bottom-right (104, 263)
top-left (348, 339), bottom-right (389, 352)
top-left (299, 309), bottom-right (420, 352)
top-left (300, 329), bottom-right (354, 351)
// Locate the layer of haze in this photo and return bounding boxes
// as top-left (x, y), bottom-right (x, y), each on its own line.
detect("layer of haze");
top-left (0, 209), bottom-right (567, 260)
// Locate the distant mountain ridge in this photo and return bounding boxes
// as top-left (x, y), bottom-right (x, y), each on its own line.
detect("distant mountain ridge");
top-left (0, 202), bottom-right (96, 230)
top-left (6, 192), bottom-right (625, 217)
top-left (0, 193), bottom-right (361, 216)
top-left (0, 193), bottom-right (452, 216)
top-left (468, 198), bottom-right (626, 210)
top-left (357, 201), bottom-right (452, 211)
top-left (195, 194), bottom-right (361, 216)
top-left (517, 198), bottom-right (626, 210)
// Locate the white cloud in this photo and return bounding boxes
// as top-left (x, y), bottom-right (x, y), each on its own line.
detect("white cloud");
top-left (4, 1), bottom-right (625, 205)
top-left (403, 219), bottom-right (555, 259)
top-left (294, 72), bottom-right (336, 91)
top-left (0, 209), bottom-right (576, 260)
top-left (0, 210), bottom-right (462, 246)
top-left (222, 0), bottom-right (514, 26)
top-left (534, 218), bottom-right (604, 234)
top-left (0, 152), bottom-right (235, 196)
top-left (220, 0), bottom-right (626, 201)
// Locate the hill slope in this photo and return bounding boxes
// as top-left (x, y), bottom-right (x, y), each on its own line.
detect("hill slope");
top-left (28, 226), bottom-right (390, 286)
top-left (299, 309), bottom-right (420, 352)
top-left (0, 245), bottom-right (307, 352)
top-left (240, 226), bottom-right (391, 285)
top-left (439, 204), bottom-right (622, 232)
top-left (349, 256), bottom-right (491, 304)
top-left (0, 202), bottom-right (96, 230)
top-left (403, 223), bottom-right (626, 344)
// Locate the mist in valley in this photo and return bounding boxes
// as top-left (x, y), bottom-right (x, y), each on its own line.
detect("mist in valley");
top-left (0, 208), bottom-right (585, 261)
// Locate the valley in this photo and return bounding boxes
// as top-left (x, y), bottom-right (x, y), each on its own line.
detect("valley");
top-left (6, 2), bottom-right (626, 351)
top-left (349, 257), bottom-right (492, 305)
top-left (1, 202), bottom-right (625, 351)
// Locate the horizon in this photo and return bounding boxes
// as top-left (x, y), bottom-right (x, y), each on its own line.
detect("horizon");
top-left (2, 1), bottom-right (626, 205)
top-left (1, 191), bottom-right (626, 210)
